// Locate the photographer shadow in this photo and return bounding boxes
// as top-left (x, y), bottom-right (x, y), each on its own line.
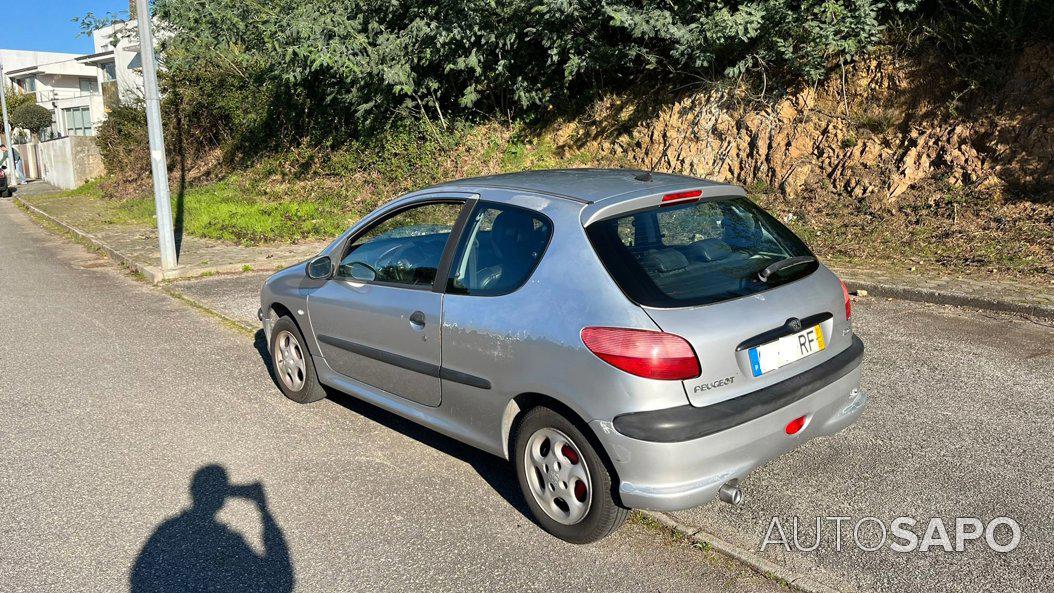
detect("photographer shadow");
top-left (130, 465), bottom-right (294, 593)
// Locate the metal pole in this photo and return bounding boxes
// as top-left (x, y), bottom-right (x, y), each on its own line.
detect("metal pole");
top-left (136, 0), bottom-right (177, 271)
top-left (0, 63), bottom-right (19, 187)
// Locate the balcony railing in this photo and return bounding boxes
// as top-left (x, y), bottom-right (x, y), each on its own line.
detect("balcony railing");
top-left (18, 88), bottom-right (100, 103)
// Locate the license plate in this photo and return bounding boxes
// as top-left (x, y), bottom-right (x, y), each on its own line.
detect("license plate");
top-left (748, 325), bottom-right (825, 377)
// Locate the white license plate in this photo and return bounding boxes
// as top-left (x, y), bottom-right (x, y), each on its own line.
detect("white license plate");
top-left (748, 325), bottom-right (826, 377)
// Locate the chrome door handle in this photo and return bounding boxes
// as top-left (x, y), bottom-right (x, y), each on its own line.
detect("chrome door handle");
top-left (409, 310), bottom-right (426, 329)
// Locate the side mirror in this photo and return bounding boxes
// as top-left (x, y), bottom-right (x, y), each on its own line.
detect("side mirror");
top-left (305, 255), bottom-right (333, 280)
top-left (339, 261), bottom-right (377, 282)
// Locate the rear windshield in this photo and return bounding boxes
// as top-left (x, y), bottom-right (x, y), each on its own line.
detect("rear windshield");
top-left (586, 197), bottom-right (818, 308)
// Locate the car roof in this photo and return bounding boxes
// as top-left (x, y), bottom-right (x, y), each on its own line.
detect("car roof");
top-left (429, 168), bottom-right (741, 205)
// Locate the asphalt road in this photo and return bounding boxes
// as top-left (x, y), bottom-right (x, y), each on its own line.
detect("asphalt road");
top-left (0, 203), bottom-right (786, 592)
top-left (5, 198), bottom-right (1053, 592)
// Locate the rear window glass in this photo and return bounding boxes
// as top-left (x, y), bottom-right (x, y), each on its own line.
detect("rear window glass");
top-left (586, 197), bottom-right (817, 308)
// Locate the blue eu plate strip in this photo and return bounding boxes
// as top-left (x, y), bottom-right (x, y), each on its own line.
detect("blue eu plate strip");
top-left (748, 348), bottom-right (762, 377)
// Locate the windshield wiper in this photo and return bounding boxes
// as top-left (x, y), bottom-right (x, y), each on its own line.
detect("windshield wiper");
top-left (757, 256), bottom-right (817, 282)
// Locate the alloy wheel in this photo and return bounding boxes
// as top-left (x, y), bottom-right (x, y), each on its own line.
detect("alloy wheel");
top-left (274, 330), bottom-right (306, 392)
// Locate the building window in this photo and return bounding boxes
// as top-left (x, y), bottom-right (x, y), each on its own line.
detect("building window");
top-left (17, 76), bottom-right (37, 92)
top-left (79, 78), bottom-right (98, 94)
top-left (101, 62), bottom-right (117, 82)
top-left (64, 107), bottom-right (93, 136)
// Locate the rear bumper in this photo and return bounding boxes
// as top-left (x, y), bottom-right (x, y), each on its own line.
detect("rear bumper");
top-left (592, 337), bottom-right (865, 511)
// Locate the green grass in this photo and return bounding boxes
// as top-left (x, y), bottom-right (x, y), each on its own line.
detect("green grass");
top-left (113, 179), bottom-right (351, 244)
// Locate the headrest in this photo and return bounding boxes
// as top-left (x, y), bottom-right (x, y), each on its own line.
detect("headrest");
top-left (686, 239), bottom-right (732, 262)
top-left (639, 249), bottom-right (689, 273)
top-left (492, 210), bottom-right (535, 242)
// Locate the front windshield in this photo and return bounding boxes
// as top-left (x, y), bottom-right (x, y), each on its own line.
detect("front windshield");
top-left (586, 197), bottom-right (818, 308)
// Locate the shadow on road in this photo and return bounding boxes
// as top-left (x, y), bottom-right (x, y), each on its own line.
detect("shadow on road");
top-left (251, 329), bottom-right (534, 525)
top-left (130, 465), bottom-right (294, 593)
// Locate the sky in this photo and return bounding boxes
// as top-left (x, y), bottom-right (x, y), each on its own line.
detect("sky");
top-left (3, 1), bottom-right (130, 54)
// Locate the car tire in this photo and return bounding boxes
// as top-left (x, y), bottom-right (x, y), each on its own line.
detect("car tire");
top-left (269, 316), bottom-right (326, 404)
top-left (513, 406), bottom-right (628, 543)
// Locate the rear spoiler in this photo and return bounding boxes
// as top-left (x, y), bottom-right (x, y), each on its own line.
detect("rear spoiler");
top-left (580, 184), bottom-right (746, 227)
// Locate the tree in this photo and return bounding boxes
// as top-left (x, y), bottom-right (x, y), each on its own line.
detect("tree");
top-left (11, 104), bottom-right (54, 139)
top-left (4, 90), bottom-right (35, 113)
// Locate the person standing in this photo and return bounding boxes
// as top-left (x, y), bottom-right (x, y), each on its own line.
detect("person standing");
top-left (0, 144), bottom-right (23, 183)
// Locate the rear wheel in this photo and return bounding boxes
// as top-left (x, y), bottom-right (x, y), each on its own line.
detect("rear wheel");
top-left (269, 316), bottom-right (326, 404)
top-left (513, 406), bottom-right (628, 543)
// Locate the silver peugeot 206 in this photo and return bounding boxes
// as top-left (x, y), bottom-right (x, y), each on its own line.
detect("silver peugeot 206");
top-left (259, 169), bottom-right (866, 543)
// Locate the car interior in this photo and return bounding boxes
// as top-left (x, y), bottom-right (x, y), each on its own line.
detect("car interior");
top-left (337, 203), bottom-right (550, 293)
top-left (450, 207), bottom-right (550, 295)
top-left (590, 199), bottom-right (815, 305)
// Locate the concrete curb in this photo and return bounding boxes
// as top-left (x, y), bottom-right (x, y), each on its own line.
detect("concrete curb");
top-left (15, 197), bottom-right (167, 283)
top-left (841, 278), bottom-right (1054, 320)
top-left (642, 511), bottom-right (851, 593)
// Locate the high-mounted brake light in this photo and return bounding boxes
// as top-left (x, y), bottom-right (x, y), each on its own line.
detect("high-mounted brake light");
top-left (840, 279), bottom-right (852, 320)
top-left (581, 327), bottom-right (700, 380)
top-left (661, 189), bottom-right (702, 205)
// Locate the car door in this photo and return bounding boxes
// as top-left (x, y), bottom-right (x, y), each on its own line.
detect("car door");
top-left (307, 199), bottom-right (470, 407)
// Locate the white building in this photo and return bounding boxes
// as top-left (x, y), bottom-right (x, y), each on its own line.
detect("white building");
top-left (6, 59), bottom-right (104, 139)
top-left (3, 19), bottom-right (145, 139)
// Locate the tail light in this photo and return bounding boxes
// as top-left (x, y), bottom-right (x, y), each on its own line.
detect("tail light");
top-left (581, 327), bottom-right (700, 380)
top-left (840, 279), bottom-right (852, 320)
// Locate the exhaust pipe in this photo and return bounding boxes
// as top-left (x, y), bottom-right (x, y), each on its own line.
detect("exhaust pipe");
top-left (718, 479), bottom-right (742, 505)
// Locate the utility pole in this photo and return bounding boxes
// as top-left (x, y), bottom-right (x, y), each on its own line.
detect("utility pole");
top-left (0, 62), bottom-right (19, 187)
top-left (136, 0), bottom-right (177, 271)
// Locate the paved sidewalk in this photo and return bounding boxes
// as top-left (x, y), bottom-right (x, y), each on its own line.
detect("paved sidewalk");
top-left (832, 265), bottom-right (1054, 319)
top-left (13, 181), bottom-right (326, 283)
top-left (10, 180), bottom-right (1054, 318)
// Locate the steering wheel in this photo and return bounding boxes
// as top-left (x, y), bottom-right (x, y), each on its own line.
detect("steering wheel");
top-left (476, 265), bottom-right (503, 290)
top-left (384, 243), bottom-right (427, 284)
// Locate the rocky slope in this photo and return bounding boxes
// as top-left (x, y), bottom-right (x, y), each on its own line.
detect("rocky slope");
top-left (554, 44), bottom-right (1054, 279)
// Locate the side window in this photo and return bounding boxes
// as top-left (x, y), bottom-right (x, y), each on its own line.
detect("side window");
top-left (338, 202), bottom-right (463, 287)
top-left (447, 203), bottom-right (552, 296)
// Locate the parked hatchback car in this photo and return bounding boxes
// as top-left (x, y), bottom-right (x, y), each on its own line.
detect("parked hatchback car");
top-left (260, 169), bottom-right (866, 543)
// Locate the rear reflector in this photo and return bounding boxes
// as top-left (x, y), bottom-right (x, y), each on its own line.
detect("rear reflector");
top-left (840, 279), bottom-right (852, 320)
top-left (581, 327), bottom-right (700, 380)
top-left (661, 189), bottom-right (702, 204)
top-left (785, 416), bottom-right (806, 435)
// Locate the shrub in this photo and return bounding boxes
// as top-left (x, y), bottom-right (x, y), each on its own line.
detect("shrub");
top-left (153, 0), bottom-right (897, 143)
top-left (10, 104), bottom-right (54, 137)
top-left (96, 103), bottom-right (149, 183)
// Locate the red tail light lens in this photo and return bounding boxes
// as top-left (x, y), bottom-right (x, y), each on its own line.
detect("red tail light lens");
top-left (840, 279), bottom-right (852, 320)
top-left (581, 327), bottom-right (700, 380)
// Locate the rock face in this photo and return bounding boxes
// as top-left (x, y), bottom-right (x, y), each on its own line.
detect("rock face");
top-left (566, 44), bottom-right (1054, 205)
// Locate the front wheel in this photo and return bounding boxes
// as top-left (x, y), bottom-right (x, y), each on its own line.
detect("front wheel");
top-left (513, 406), bottom-right (628, 543)
top-left (269, 316), bottom-right (326, 404)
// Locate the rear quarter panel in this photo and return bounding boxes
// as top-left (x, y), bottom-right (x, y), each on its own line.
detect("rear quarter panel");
top-left (438, 189), bottom-right (693, 455)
